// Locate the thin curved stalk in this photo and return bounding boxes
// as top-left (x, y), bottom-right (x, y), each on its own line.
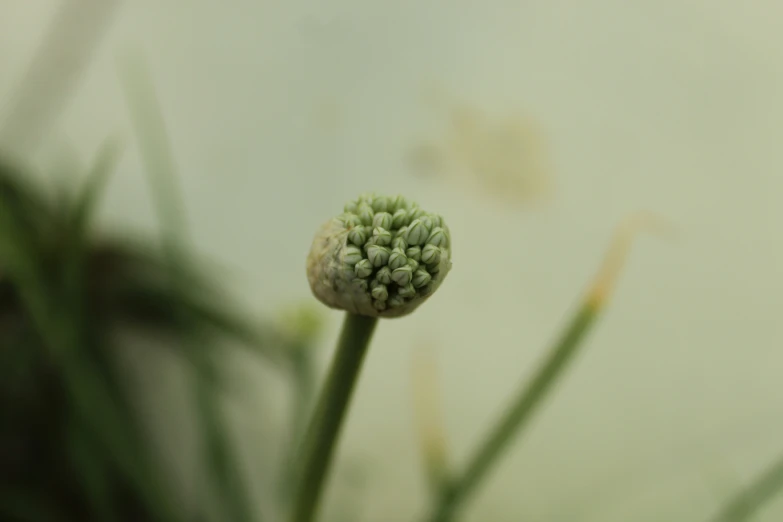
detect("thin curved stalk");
top-left (422, 212), bottom-right (673, 522)
top-left (289, 313), bottom-right (378, 522)
top-left (708, 452), bottom-right (783, 522)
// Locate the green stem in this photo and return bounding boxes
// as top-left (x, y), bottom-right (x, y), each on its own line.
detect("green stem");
top-left (424, 303), bottom-right (599, 522)
top-left (709, 452), bottom-right (783, 522)
top-left (289, 313), bottom-right (378, 522)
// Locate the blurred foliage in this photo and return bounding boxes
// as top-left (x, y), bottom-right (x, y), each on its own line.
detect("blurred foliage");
top-left (0, 148), bottom-right (319, 522)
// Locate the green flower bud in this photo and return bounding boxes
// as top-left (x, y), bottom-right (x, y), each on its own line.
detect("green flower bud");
top-left (398, 283), bottom-right (416, 298)
top-left (421, 244), bottom-right (441, 265)
top-left (376, 266), bottom-right (392, 285)
top-left (348, 226), bottom-right (367, 246)
top-left (371, 283), bottom-right (389, 301)
top-left (391, 236), bottom-right (408, 250)
top-left (307, 193), bottom-right (452, 318)
top-left (390, 195), bottom-right (407, 212)
top-left (372, 227), bottom-right (392, 246)
top-left (391, 208), bottom-right (407, 229)
top-left (391, 265), bottom-right (413, 286)
top-left (405, 219), bottom-right (430, 246)
top-left (405, 206), bottom-right (426, 224)
top-left (388, 248), bottom-right (408, 270)
top-left (412, 269), bottom-right (432, 288)
top-left (339, 213), bottom-right (362, 228)
top-left (427, 227), bottom-right (448, 247)
top-left (352, 278), bottom-right (369, 292)
top-left (357, 204), bottom-right (374, 225)
top-left (373, 212), bottom-right (393, 230)
top-left (366, 244), bottom-right (391, 267)
top-left (354, 259), bottom-right (373, 278)
top-left (343, 245), bottom-right (364, 265)
top-left (388, 295), bottom-right (406, 308)
top-left (372, 196), bottom-right (390, 213)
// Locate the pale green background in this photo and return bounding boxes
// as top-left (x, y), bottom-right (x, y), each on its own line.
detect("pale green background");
top-left (2, 1), bottom-right (782, 521)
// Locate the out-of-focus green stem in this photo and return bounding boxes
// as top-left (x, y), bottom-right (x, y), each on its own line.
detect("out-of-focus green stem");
top-left (289, 313), bottom-right (378, 522)
top-left (423, 303), bottom-right (599, 522)
top-left (709, 452), bottom-right (783, 522)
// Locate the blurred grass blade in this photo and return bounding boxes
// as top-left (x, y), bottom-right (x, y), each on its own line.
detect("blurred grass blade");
top-left (708, 452), bottom-right (783, 522)
top-left (0, 0), bottom-right (123, 156)
top-left (423, 212), bottom-right (673, 522)
top-left (0, 187), bottom-right (182, 522)
top-left (69, 137), bottom-right (123, 236)
top-left (117, 53), bottom-right (258, 522)
top-left (411, 342), bottom-right (451, 495)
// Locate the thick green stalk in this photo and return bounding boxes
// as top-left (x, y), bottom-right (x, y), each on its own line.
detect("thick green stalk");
top-left (289, 313), bottom-right (378, 522)
top-left (424, 303), bottom-right (599, 522)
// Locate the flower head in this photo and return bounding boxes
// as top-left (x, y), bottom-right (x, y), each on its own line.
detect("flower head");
top-left (307, 192), bottom-right (452, 318)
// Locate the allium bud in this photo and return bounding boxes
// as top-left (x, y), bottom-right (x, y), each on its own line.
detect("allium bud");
top-left (391, 265), bottom-right (413, 286)
top-left (398, 283), bottom-right (416, 298)
top-left (405, 219), bottom-right (429, 246)
top-left (373, 212), bottom-right (393, 230)
top-left (412, 269), bottom-right (431, 288)
top-left (427, 227), bottom-right (448, 247)
top-left (388, 248), bottom-right (408, 270)
top-left (366, 244), bottom-right (391, 267)
top-left (354, 259), bottom-right (373, 278)
top-left (421, 244), bottom-right (441, 265)
top-left (376, 266), bottom-right (392, 285)
top-left (391, 236), bottom-right (408, 250)
top-left (348, 227), bottom-right (367, 246)
top-left (307, 192), bottom-right (452, 318)
top-left (357, 204), bottom-right (374, 226)
top-left (372, 227), bottom-right (392, 246)
top-left (371, 282), bottom-right (389, 301)
top-left (391, 209), bottom-right (407, 229)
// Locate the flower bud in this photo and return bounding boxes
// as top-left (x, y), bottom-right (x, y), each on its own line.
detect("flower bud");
top-left (372, 227), bottom-right (392, 246)
top-left (376, 266), bottom-right (392, 285)
top-left (420, 244), bottom-right (441, 265)
top-left (307, 194), bottom-right (452, 317)
top-left (412, 269), bottom-right (432, 288)
top-left (373, 212), bottom-right (393, 230)
top-left (366, 244), bottom-right (391, 267)
top-left (372, 196), bottom-right (390, 213)
top-left (405, 219), bottom-right (430, 246)
top-left (354, 259), bottom-right (373, 278)
top-left (371, 283), bottom-right (389, 301)
top-left (391, 265), bottom-right (413, 286)
top-left (391, 209), bottom-right (408, 229)
top-left (427, 227), bottom-right (448, 247)
top-left (343, 245), bottom-right (364, 265)
top-left (348, 226), bottom-right (367, 246)
top-left (391, 236), bottom-right (408, 250)
top-left (388, 248), bottom-right (408, 270)
top-left (398, 283), bottom-right (416, 298)
top-left (357, 204), bottom-right (374, 225)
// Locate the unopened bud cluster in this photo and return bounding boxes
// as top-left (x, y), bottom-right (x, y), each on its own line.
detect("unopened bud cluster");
top-left (306, 193), bottom-right (452, 318)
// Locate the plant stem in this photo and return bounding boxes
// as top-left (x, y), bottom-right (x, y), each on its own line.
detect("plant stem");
top-left (289, 313), bottom-right (378, 522)
top-left (424, 303), bottom-right (599, 522)
top-left (709, 452), bottom-right (783, 522)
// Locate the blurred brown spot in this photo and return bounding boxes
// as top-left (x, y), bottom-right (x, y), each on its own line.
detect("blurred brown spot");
top-left (407, 92), bottom-right (555, 207)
